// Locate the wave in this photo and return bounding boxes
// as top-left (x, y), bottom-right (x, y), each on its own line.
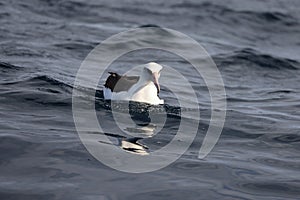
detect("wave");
top-left (138, 24), bottom-right (162, 28)
top-left (215, 48), bottom-right (299, 70)
top-left (172, 2), bottom-right (298, 26)
top-left (273, 134), bottom-right (300, 143)
top-left (0, 62), bottom-right (23, 72)
top-left (2, 75), bottom-right (72, 89)
top-left (29, 75), bottom-right (73, 89)
top-left (53, 42), bottom-right (96, 50)
top-left (1, 73), bottom-right (184, 114)
top-left (0, 74), bottom-right (73, 107)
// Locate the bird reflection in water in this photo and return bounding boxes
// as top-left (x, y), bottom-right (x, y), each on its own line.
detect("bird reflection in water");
top-left (120, 124), bottom-right (157, 155)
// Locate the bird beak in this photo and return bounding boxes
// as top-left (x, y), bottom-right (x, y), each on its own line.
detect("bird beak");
top-left (152, 72), bottom-right (160, 94)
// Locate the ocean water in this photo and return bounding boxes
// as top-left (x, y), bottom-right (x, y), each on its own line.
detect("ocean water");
top-left (1, 0), bottom-right (300, 199)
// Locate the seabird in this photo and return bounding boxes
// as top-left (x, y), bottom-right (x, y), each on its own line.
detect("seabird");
top-left (103, 62), bottom-right (164, 105)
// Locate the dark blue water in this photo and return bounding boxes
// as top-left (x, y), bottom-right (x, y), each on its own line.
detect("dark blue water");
top-left (1, 0), bottom-right (300, 199)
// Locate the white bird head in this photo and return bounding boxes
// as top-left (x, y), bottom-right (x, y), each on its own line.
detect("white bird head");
top-left (142, 62), bottom-right (163, 94)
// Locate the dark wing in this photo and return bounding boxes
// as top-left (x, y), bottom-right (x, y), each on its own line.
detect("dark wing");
top-left (104, 72), bottom-right (139, 92)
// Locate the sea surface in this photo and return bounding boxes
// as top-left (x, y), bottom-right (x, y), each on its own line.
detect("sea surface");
top-left (1, 0), bottom-right (300, 199)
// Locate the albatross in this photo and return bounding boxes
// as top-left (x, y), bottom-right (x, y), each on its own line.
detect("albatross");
top-left (103, 62), bottom-right (164, 105)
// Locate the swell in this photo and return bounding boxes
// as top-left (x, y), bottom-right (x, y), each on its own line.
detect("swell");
top-left (0, 73), bottom-right (185, 115)
top-left (0, 74), bottom-right (73, 107)
top-left (214, 48), bottom-right (299, 70)
top-left (172, 2), bottom-right (298, 26)
top-left (0, 62), bottom-right (23, 72)
top-left (2, 75), bottom-right (72, 89)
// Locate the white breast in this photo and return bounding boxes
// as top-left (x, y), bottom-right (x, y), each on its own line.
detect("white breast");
top-left (130, 82), bottom-right (164, 105)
